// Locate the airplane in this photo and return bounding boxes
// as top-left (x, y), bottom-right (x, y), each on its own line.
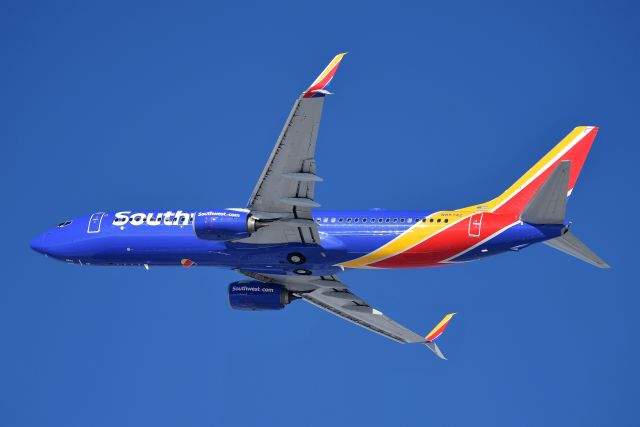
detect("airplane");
top-left (30, 53), bottom-right (609, 359)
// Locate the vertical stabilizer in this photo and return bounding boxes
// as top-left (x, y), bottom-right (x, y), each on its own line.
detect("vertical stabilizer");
top-left (464, 127), bottom-right (598, 215)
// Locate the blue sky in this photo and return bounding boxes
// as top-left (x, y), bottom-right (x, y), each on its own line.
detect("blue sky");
top-left (2, 1), bottom-right (639, 426)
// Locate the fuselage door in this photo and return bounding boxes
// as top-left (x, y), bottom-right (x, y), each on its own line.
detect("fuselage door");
top-left (87, 212), bottom-right (105, 234)
top-left (468, 213), bottom-right (483, 238)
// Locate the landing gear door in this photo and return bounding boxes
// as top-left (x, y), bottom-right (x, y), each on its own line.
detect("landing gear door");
top-left (468, 213), bottom-right (483, 238)
top-left (87, 212), bottom-right (105, 234)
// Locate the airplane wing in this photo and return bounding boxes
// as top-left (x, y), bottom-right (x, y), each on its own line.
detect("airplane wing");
top-left (238, 56), bottom-right (456, 356)
top-left (241, 272), bottom-right (456, 359)
top-left (242, 53), bottom-right (346, 244)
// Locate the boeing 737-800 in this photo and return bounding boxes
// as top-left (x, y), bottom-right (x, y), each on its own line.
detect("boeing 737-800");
top-left (31, 53), bottom-right (608, 359)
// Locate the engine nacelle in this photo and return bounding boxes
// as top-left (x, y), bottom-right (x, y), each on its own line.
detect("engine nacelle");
top-left (228, 281), bottom-right (291, 311)
top-left (193, 209), bottom-right (253, 241)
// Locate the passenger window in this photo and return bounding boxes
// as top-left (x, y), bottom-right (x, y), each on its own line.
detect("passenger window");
top-left (400, 218), bottom-right (405, 223)
top-left (437, 218), bottom-right (441, 223)
top-left (430, 218), bottom-right (434, 223)
top-left (407, 218), bottom-right (413, 223)
top-left (385, 218), bottom-right (390, 223)
top-left (331, 218), bottom-right (336, 223)
top-left (363, 218), bottom-right (367, 223)
top-left (316, 218), bottom-right (321, 223)
top-left (371, 218), bottom-right (375, 223)
top-left (378, 218), bottom-right (383, 223)
top-left (393, 218), bottom-right (398, 223)
top-left (338, 218), bottom-right (343, 223)
top-left (444, 218), bottom-right (449, 223)
top-left (347, 218), bottom-right (352, 223)
top-left (323, 217), bottom-right (328, 223)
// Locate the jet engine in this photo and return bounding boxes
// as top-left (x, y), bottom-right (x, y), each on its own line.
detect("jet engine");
top-left (228, 281), bottom-right (293, 311)
top-left (193, 209), bottom-right (267, 241)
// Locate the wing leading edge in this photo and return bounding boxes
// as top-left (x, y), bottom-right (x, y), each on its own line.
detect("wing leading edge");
top-left (247, 53), bottom-right (346, 217)
top-left (242, 272), bottom-right (456, 359)
top-left (295, 282), bottom-right (455, 359)
top-left (242, 53), bottom-right (346, 244)
top-left (237, 55), bottom-right (456, 358)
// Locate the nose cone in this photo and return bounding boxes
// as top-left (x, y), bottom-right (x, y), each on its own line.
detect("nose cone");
top-left (30, 233), bottom-right (49, 255)
top-left (31, 218), bottom-right (92, 261)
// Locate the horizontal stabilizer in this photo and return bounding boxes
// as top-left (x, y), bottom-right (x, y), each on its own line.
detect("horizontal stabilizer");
top-left (544, 231), bottom-right (610, 268)
top-left (521, 160), bottom-right (571, 224)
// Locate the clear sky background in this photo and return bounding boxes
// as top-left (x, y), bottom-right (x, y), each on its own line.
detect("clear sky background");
top-left (2, 1), bottom-right (639, 426)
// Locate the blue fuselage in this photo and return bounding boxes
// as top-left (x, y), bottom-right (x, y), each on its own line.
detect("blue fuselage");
top-left (30, 209), bottom-right (564, 276)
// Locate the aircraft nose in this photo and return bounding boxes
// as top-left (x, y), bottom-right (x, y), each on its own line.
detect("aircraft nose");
top-left (30, 233), bottom-right (49, 255)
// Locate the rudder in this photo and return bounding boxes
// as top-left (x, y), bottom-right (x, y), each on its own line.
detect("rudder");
top-left (468, 126), bottom-right (599, 215)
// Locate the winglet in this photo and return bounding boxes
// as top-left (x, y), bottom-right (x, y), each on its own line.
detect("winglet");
top-left (424, 313), bottom-right (456, 360)
top-left (303, 53), bottom-right (347, 98)
top-left (425, 313), bottom-right (456, 342)
top-left (425, 341), bottom-right (447, 360)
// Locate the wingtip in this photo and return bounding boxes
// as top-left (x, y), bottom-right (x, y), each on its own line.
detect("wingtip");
top-left (424, 312), bottom-right (457, 342)
top-left (425, 341), bottom-right (447, 360)
top-left (303, 53), bottom-right (347, 98)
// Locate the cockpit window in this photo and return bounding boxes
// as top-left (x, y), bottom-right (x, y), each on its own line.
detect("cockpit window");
top-left (57, 220), bottom-right (72, 228)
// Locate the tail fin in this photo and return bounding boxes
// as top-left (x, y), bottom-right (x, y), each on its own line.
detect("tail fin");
top-left (424, 313), bottom-right (456, 360)
top-left (470, 126), bottom-right (598, 214)
top-left (544, 231), bottom-right (610, 268)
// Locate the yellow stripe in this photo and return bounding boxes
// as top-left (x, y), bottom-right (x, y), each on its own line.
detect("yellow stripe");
top-left (338, 211), bottom-right (469, 268)
top-left (308, 53), bottom-right (347, 88)
top-left (426, 313), bottom-right (456, 341)
top-left (460, 126), bottom-right (589, 212)
top-left (339, 127), bottom-right (591, 269)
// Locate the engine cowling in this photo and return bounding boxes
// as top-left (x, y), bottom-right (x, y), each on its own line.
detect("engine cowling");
top-left (193, 209), bottom-right (253, 241)
top-left (228, 281), bottom-right (291, 311)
